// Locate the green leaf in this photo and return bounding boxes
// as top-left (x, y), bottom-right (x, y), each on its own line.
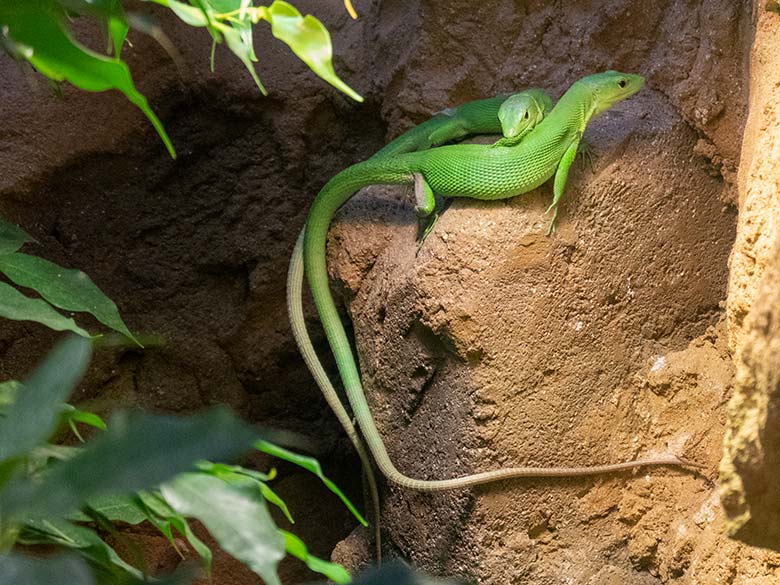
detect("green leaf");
top-left (136, 491), bottom-right (213, 575)
top-left (61, 404), bottom-right (107, 431)
top-left (0, 552), bottom-right (95, 585)
top-left (0, 380), bottom-right (21, 410)
top-left (0, 219), bottom-right (34, 255)
top-left (20, 518), bottom-right (144, 579)
top-left (204, 0), bottom-right (265, 93)
top-left (266, 1), bottom-right (362, 102)
top-left (0, 281), bottom-right (91, 337)
top-left (196, 460), bottom-right (273, 482)
top-left (0, 253), bottom-right (137, 344)
top-left (255, 440), bottom-right (366, 526)
top-left (220, 24), bottom-right (266, 94)
top-left (280, 529), bottom-right (351, 584)
top-left (71, 493), bottom-right (149, 525)
top-left (0, 1), bottom-right (175, 157)
top-left (259, 482), bottom-right (293, 524)
top-left (0, 336), bottom-right (92, 461)
top-left (56, 0), bottom-right (129, 56)
top-left (145, 0), bottom-right (210, 26)
top-left (161, 473), bottom-right (285, 585)
top-left (3, 407), bottom-right (258, 521)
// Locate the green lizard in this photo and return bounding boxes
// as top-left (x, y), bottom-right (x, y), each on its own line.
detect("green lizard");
top-left (288, 88), bottom-right (551, 558)
top-left (372, 90), bottom-right (548, 158)
top-left (292, 71), bottom-right (690, 492)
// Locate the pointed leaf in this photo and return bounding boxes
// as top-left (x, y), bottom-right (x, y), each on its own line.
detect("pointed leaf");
top-left (0, 281), bottom-right (91, 337)
top-left (266, 1), bottom-right (362, 102)
top-left (57, 0), bottom-right (129, 56)
top-left (136, 491), bottom-right (213, 574)
top-left (280, 529), bottom-right (351, 584)
top-left (259, 482), bottom-right (293, 524)
top-left (0, 1), bottom-right (175, 157)
top-left (20, 518), bottom-right (144, 579)
top-left (0, 253), bottom-right (137, 344)
top-left (0, 220), bottom-right (34, 255)
top-left (255, 440), bottom-right (366, 526)
top-left (3, 407), bottom-right (258, 521)
top-left (0, 336), bottom-right (91, 461)
top-left (0, 552), bottom-right (94, 585)
top-left (161, 473), bottom-right (285, 585)
top-left (61, 404), bottom-right (107, 431)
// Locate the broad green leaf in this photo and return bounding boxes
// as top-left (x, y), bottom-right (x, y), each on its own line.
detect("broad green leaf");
top-left (3, 407), bottom-right (258, 521)
top-left (0, 281), bottom-right (90, 337)
top-left (20, 518), bottom-right (144, 579)
top-left (71, 493), bottom-right (148, 525)
top-left (161, 473), bottom-right (285, 585)
top-left (280, 529), bottom-right (350, 584)
top-left (0, 219), bottom-right (34, 255)
top-left (0, 253), bottom-right (137, 344)
top-left (0, 336), bottom-right (91, 461)
top-left (0, 552), bottom-right (95, 585)
top-left (0, 1), bottom-right (175, 157)
top-left (255, 440), bottom-right (366, 526)
top-left (266, 1), bottom-right (362, 102)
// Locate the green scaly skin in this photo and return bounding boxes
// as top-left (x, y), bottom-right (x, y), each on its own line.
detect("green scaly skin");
top-left (493, 88), bottom-right (554, 147)
top-left (373, 95), bottom-right (509, 158)
top-left (287, 89), bottom-right (548, 560)
top-left (296, 71), bottom-right (692, 492)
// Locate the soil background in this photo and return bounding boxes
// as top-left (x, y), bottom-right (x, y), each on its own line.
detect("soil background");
top-left (1, 0), bottom-right (779, 583)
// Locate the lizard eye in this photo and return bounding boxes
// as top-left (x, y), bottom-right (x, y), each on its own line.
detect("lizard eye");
top-left (618, 79), bottom-right (627, 88)
top-left (524, 112), bottom-right (529, 119)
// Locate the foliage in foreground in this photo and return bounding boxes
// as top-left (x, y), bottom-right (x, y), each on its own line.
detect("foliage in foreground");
top-left (0, 337), bottom-right (359, 584)
top-left (0, 219), bottom-right (139, 344)
top-left (0, 0), bottom-right (363, 158)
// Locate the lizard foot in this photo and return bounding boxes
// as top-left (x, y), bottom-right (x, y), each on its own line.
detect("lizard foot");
top-left (578, 141), bottom-right (598, 173)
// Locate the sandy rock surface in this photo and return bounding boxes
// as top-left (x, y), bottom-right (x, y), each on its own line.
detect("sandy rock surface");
top-left (719, 4), bottom-right (780, 547)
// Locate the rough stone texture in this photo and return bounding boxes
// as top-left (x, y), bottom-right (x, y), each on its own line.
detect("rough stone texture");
top-left (0, 0), bottom-right (775, 583)
top-left (718, 3), bottom-right (780, 550)
top-left (725, 7), bottom-right (780, 354)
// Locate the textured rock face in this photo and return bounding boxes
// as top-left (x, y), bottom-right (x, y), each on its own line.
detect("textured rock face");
top-left (1, 0), bottom-right (778, 583)
top-left (719, 6), bottom-right (780, 550)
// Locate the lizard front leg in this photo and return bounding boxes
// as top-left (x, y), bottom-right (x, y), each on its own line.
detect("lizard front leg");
top-left (546, 134), bottom-right (581, 235)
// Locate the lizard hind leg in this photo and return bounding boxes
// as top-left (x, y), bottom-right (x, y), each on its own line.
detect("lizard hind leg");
top-left (413, 173), bottom-right (440, 251)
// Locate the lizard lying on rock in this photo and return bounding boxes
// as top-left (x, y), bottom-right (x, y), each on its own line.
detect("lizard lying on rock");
top-left (287, 70), bottom-right (697, 551)
top-left (287, 88), bottom-right (551, 558)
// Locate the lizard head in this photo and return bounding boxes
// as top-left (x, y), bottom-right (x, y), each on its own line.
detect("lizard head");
top-left (580, 70), bottom-right (645, 117)
top-left (497, 90), bottom-right (550, 139)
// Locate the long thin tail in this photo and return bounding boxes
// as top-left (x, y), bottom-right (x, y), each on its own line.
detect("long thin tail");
top-left (300, 161), bottom-right (698, 491)
top-left (287, 228), bottom-right (382, 561)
